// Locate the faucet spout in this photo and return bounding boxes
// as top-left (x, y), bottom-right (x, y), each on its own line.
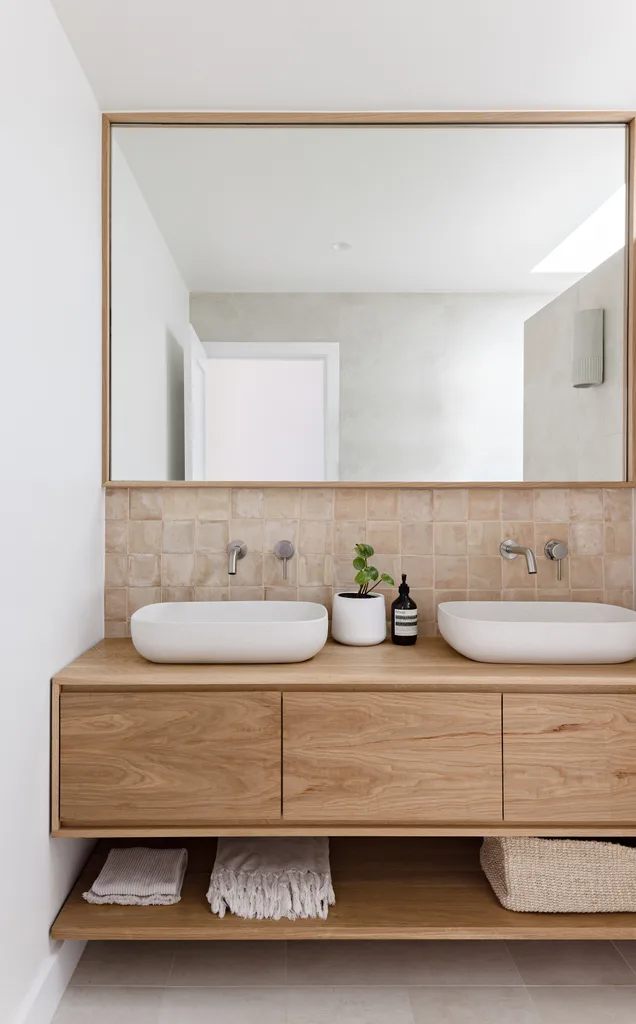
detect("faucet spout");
top-left (227, 541), bottom-right (247, 576)
top-left (499, 539), bottom-right (537, 574)
top-left (518, 545), bottom-right (538, 574)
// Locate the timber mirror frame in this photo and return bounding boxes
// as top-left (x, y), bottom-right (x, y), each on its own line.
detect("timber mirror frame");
top-left (102, 111), bottom-right (636, 489)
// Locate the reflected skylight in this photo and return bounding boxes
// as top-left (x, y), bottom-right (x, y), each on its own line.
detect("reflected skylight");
top-left (532, 184), bottom-right (626, 275)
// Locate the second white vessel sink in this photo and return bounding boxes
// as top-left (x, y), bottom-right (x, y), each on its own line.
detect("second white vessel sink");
top-left (438, 601), bottom-right (636, 664)
top-left (131, 601), bottom-right (328, 664)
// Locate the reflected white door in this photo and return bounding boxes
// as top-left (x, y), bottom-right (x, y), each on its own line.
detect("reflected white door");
top-left (203, 342), bottom-right (339, 481)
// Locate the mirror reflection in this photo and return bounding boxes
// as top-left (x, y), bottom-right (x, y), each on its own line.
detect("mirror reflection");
top-left (109, 124), bottom-right (627, 482)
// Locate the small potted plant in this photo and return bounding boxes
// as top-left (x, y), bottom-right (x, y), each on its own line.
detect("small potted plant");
top-left (332, 543), bottom-right (395, 646)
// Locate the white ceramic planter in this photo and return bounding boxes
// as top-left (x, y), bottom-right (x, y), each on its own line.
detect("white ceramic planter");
top-left (332, 592), bottom-right (386, 646)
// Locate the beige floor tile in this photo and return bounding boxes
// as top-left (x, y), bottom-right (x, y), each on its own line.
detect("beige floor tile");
top-left (528, 985), bottom-right (636, 1023)
top-left (286, 986), bottom-right (415, 1024)
top-left (53, 986), bottom-right (162, 1023)
top-left (70, 941), bottom-right (177, 987)
top-left (158, 987), bottom-right (286, 1023)
top-left (168, 940), bottom-right (286, 987)
top-left (286, 940), bottom-right (521, 986)
top-left (410, 986), bottom-right (541, 1023)
top-left (507, 941), bottom-right (636, 986)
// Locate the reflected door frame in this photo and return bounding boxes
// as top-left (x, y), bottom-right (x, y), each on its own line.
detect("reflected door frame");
top-left (184, 325), bottom-right (207, 481)
top-left (202, 341), bottom-right (340, 481)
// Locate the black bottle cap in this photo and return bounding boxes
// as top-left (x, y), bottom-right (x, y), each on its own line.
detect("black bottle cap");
top-left (399, 573), bottom-right (409, 596)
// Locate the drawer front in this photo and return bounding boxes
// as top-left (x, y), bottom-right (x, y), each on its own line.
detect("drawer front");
top-left (283, 693), bottom-right (502, 823)
top-left (504, 695), bottom-right (636, 823)
top-left (60, 692), bottom-right (281, 826)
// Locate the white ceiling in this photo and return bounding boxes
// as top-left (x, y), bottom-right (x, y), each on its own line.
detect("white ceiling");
top-left (52, 0), bottom-right (636, 112)
top-left (114, 125), bottom-right (626, 292)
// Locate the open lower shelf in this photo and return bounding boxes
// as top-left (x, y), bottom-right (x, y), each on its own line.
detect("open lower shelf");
top-left (51, 837), bottom-right (636, 941)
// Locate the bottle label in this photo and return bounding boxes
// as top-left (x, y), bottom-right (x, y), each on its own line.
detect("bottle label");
top-left (394, 609), bottom-right (418, 637)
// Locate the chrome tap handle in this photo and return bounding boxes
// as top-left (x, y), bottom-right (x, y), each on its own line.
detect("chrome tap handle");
top-left (545, 540), bottom-right (568, 582)
top-left (274, 540), bottom-right (295, 581)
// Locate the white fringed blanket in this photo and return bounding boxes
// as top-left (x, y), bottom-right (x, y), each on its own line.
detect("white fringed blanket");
top-left (82, 847), bottom-right (188, 906)
top-left (207, 838), bottom-right (335, 920)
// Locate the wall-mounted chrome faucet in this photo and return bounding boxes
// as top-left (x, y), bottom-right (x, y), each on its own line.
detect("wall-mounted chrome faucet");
top-left (227, 540), bottom-right (247, 575)
top-left (499, 538), bottom-right (538, 574)
top-left (274, 540), bottom-right (295, 580)
top-left (545, 539), bottom-right (568, 581)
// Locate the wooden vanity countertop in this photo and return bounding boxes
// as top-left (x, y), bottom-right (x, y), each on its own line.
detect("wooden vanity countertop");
top-left (53, 637), bottom-right (636, 692)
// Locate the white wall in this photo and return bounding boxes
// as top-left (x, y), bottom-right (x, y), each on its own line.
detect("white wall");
top-left (524, 250), bottom-right (625, 481)
top-left (0, 1), bottom-right (103, 1021)
top-left (110, 141), bottom-right (191, 481)
top-left (49, 0), bottom-right (636, 112)
top-left (191, 292), bottom-right (550, 481)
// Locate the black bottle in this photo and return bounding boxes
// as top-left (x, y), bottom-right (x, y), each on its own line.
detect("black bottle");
top-left (391, 574), bottom-right (418, 645)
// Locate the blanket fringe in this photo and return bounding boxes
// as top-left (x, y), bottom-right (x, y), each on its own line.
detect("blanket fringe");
top-left (82, 891), bottom-right (182, 906)
top-left (207, 868), bottom-right (336, 920)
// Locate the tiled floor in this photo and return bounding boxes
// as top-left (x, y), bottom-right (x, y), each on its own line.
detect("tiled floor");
top-left (54, 940), bottom-right (636, 1022)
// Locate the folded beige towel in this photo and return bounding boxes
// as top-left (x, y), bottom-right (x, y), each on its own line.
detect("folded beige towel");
top-left (207, 838), bottom-right (335, 920)
top-left (82, 847), bottom-right (188, 906)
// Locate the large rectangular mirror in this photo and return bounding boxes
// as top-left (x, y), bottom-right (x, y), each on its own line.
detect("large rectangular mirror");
top-left (107, 118), bottom-right (631, 484)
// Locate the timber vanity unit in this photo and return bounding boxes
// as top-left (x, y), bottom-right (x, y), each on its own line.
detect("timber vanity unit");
top-left (51, 637), bottom-right (636, 940)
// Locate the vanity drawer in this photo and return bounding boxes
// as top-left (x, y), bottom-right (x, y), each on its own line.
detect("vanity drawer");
top-left (282, 693), bottom-right (502, 823)
top-left (59, 692), bottom-right (281, 827)
top-left (504, 695), bottom-right (636, 823)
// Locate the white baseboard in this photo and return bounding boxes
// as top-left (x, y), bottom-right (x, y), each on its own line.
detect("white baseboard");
top-left (13, 940), bottom-right (86, 1024)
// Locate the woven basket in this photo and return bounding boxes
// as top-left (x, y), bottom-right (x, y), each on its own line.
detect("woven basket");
top-left (481, 837), bottom-right (636, 913)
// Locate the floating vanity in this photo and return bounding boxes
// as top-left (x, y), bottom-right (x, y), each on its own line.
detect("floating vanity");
top-left (51, 636), bottom-right (636, 941)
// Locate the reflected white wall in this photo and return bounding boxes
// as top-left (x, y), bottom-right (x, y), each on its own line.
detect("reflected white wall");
top-left (524, 250), bottom-right (624, 481)
top-left (191, 292), bottom-right (551, 481)
top-left (110, 141), bottom-right (190, 480)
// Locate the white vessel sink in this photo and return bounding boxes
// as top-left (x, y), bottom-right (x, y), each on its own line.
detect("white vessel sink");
top-left (131, 601), bottom-right (328, 664)
top-left (438, 601), bottom-right (636, 664)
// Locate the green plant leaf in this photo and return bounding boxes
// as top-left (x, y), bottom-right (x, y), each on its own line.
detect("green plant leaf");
top-left (355, 569), bottom-right (372, 585)
top-left (355, 542), bottom-right (374, 559)
top-left (352, 556), bottom-right (366, 571)
top-left (380, 573), bottom-right (395, 585)
top-left (367, 565), bottom-right (379, 581)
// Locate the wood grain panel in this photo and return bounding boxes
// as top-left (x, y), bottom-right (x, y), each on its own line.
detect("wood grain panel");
top-left (51, 682), bottom-right (61, 831)
top-left (101, 113), bottom-right (111, 484)
top-left (627, 118), bottom-right (635, 480)
top-left (104, 479), bottom-right (636, 489)
top-left (504, 695), bottom-right (636, 822)
top-left (54, 638), bottom-right (636, 692)
top-left (60, 692), bottom-right (281, 826)
top-left (51, 823), bottom-right (636, 839)
top-left (283, 693), bottom-right (502, 823)
top-left (105, 112), bottom-right (635, 125)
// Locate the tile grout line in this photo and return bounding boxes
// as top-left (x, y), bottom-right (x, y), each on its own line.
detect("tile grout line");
top-left (65, 980), bottom-right (636, 989)
top-left (164, 947), bottom-right (178, 989)
top-left (612, 939), bottom-right (636, 979)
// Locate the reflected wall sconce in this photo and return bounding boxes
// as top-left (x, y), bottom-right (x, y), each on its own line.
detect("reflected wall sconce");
top-left (572, 308), bottom-right (604, 388)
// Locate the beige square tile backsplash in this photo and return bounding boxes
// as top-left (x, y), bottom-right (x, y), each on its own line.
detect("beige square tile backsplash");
top-left (104, 487), bottom-right (635, 637)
